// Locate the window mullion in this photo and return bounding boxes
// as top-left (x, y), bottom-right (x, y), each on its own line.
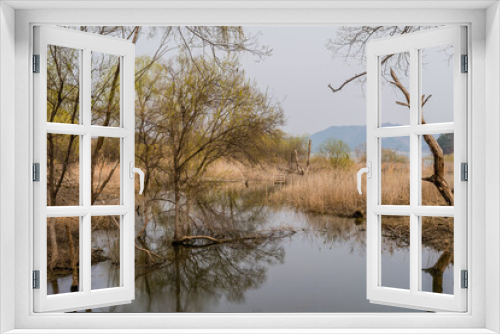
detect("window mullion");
top-left (372, 205), bottom-right (411, 215)
top-left (409, 47), bottom-right (420, 294)
top-left (373, 126), bottom-right (411, 137)
top-left (89, 126), bottom-right (129, 138)
top-left (413, 123), bottom-right (454, 135)
top-left (82, 47), bottom-right (92, 294)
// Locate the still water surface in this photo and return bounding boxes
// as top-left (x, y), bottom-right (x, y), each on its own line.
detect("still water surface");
top-left (50, 200), bottom-right (452, 312)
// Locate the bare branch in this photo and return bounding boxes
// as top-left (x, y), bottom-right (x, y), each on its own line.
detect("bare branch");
top-left (389, 68), bottom-right (410, 105)
top-left (327, 71), bottom-right (366, 93)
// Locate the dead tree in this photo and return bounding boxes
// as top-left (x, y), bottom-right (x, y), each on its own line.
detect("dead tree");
top-left (389, 68), bottom-right (453, 205)
top-left (294, 150), bottom-right (304, 175)
top-left (327, 26), bottom-right (453, 205)
top-left (331, 68), bottom-right (454, 205)
top-left (306, 139), bottom-right (312, 175)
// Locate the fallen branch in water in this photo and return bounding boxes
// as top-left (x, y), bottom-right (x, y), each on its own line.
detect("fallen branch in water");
top-left (175, 229), bottom-right (296, 247)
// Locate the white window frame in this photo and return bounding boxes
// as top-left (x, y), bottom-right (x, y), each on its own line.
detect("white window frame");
top-left (33, 25), bottom-right (136, 312)
top-left (0, 1), bottom-right (498, 333)
top-left (365, 26), bottom-right (467, 312)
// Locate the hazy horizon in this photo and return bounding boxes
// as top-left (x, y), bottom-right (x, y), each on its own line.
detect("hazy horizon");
top-left (136, 26), bottom-right (453, 136)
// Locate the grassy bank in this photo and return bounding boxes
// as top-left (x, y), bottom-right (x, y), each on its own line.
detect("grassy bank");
top-left (268, 168), bottom-right (364, 217)
top-left (203, 159), bottom-right (454, 217)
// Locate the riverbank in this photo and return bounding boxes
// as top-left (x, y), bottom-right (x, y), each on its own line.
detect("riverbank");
top-left (203, 159), bottom-right (453, 217)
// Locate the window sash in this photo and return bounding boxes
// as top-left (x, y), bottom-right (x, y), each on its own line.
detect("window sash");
top-left (32, 25), bottom-right (136, 313)
top-left (366, 26), bottom-right (468, 312)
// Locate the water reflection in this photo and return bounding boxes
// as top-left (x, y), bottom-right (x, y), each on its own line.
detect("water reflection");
top-left (48, 185), bottom-right (453, 312)
top-left (422, 249), bottom-right (453, 295)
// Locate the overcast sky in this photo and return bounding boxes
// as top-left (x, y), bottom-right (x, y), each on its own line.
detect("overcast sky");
top-left (238, 26), bottom-right (368, 135)
top-left (136, 26), bottom-right (454, 136)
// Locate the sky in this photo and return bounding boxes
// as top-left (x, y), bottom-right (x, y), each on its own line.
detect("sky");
top-left (135, 26), bottom-right (454, 136)
top-left (238, 26), bottom-right (368, 135)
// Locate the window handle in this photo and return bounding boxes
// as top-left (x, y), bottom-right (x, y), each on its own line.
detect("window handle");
top-left (129, 162), bottom-right (145, 195)
top-left (357, 162), bottom-right (371, 195)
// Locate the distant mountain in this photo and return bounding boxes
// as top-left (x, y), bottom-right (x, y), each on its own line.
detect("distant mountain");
top-left (310, 123), bottom-right (429, 152)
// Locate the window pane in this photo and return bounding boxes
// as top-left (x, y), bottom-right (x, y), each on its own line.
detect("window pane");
top-left (381, 215), bottom-right (410, 290)
top-left (381, 137), bottom-right (410, 205)
top-left (91, 52), bottom-right (121, 127)
top-left (380, 52), bottom-right (410, 127)
top-left (47, 45), bottom-right (80, 124)
top-left (421, 134), bottom-right (454, 206)
top-left (91, 137), bottom-right (121, 205)
top-left (91, 216), bottom-right (121, 290)
top-left (420, 45), bottom-right (454, 124)
top-left (47, 217), bottom-right (80, 295)
top-left (47, 134), bottom-right (80, 206)
top-left (421, 216), bottom-right (454, 295)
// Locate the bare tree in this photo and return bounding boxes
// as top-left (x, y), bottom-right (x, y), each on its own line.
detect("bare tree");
top-left (327, 26), bottom-right (453, 205)
top-left (47, 26), bottom-right (272, 260)
top-left (129, 27), bottom-right (272, 238)
top-left (46, 45), bottom-right (80, 271)
top-left (134, 59), bottom-right (169, 238)
top-left (154, 55), bottom-right (284, 243)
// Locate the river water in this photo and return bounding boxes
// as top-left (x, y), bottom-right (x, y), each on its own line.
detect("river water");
top-left (49, 187), bottom-right (453, 312)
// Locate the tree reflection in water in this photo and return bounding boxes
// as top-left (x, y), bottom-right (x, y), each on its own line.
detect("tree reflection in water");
top-left (422, 251), bottom-right (453, 294)
top-left (56, 184), bottom-right (454, 312)
top-left (128, 239), bottom-right (285, 312)
top-left (91, 185), bottom-right (289, 312)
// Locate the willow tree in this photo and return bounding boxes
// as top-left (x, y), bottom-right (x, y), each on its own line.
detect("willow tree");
top-left (155, 55), bottom-right (284, 243)
top-left (47, 26), bottom-right (272, 267)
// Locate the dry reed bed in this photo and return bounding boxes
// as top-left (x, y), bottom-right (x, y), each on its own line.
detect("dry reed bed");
top-left (204, 160), bottom-right (278, 182)
top-left (268, 163), bottom-right (454, 217)
top-left (268, 168), bottom-right (365, 217)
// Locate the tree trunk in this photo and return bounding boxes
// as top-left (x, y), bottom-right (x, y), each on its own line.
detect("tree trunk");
top-left (65, 223), bottom-right (79, 292)
top-left (50, 279), bottom-right (59, 295)
top-left (174, 245), bottom-right (182, 312)
top-left (305, 139), bottom-right (311, 175)
top-left (419, 102), bottom-right (454, 206)
top-left (173, 177), bottom-right (181, 242)
top-left (47, 136), bottom-right (58, 272)
top-left (48, 217), bottom-right (58, 271)
top-left (137, 195), bottom-right (151, 239)
top-left (389, 68), bottom-right (454, 206)
top-left (422, 133), bottom-right (454, 206)
top-left (184, 195), bottom-right (192, 235)
top-left (294, 150), bottom-right (304, 175)
top-left (423, 251), bottom-right (453, 294)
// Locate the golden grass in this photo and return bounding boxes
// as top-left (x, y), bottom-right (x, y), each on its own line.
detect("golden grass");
top-left (92, 162), bottom-right (121, 205)
top-left (203, 159), bottom-right (277, 182)
top-left (49, 162), bottom-right (121, 206)
top-left (62, 156), bottom-right (454, 219)
top-left (268, 167), bottom-right (365, 217)
top-left (267, 159), bottom-right (455, 217)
